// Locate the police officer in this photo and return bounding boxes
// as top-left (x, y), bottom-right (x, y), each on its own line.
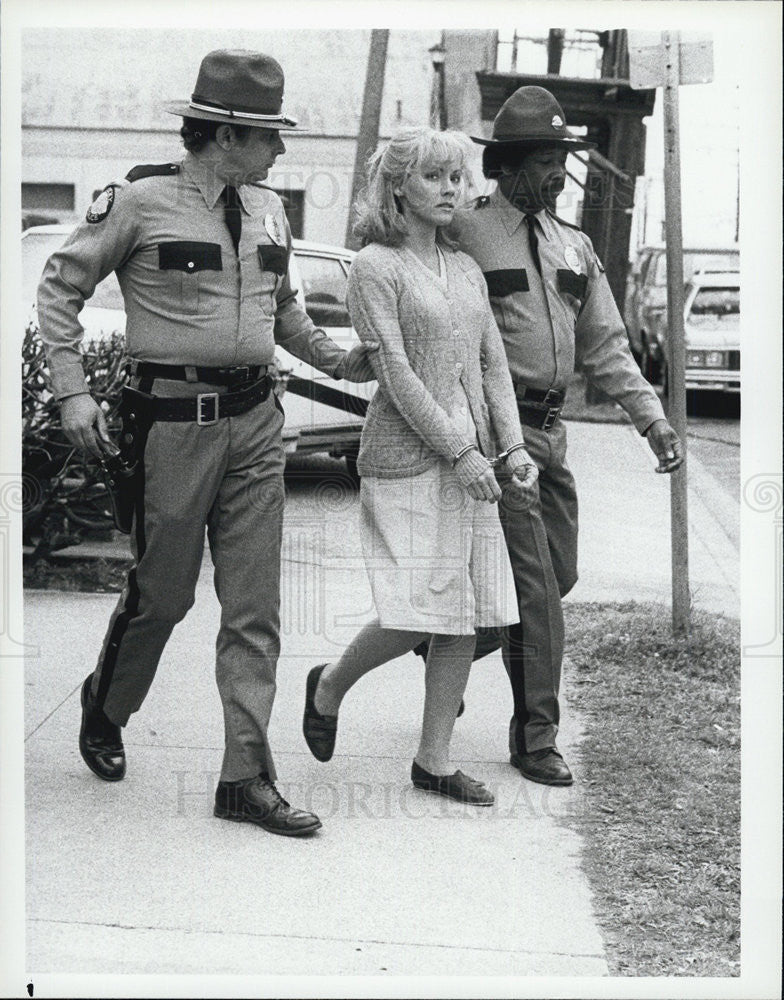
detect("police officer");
top-left (447, 86), bottom-right (683, 786)
top-left (37, 50), bottom-right (376, 836)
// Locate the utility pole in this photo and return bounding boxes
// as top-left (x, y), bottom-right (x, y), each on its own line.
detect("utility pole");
top-left (628, 29), bottom-right (713, 636)
top-left (345, 30), bottom-right (389, 250)
top-left (661, 31), bottom-right (690, 636)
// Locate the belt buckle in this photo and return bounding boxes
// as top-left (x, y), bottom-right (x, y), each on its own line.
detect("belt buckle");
top-left (542, 405), bottom-right (560, 431)
top-left (197, 392), bottom-right (219, 425)
top-left (542, 388), bottom-right (561, 406)
top-left (231, 365), bottom-right (251, 381)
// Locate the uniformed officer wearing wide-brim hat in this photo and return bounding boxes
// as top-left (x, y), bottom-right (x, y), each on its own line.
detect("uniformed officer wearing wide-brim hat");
top-left (471, 84), bottom-right (596, 151)
top-left (420, 84), bottom-right (683, 787)
top-left (38, 49), bottom-right (377, 837)
top-left (472, 86), bottom-right (596, 209)
top-left (163, 48), bottom-right (303, 129)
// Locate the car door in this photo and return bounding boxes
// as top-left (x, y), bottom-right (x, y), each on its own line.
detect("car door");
top-left (275, 247), bottom-right (375, 447)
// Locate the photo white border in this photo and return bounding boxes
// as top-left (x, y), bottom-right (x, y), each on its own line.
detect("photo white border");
top-left (2, 1), bottom-right (781, 997)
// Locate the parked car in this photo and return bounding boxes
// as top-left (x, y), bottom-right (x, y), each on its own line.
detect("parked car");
top-left (644, 270), bottom-right (740, 395)
top-left (22, 224), bottom-right (373, 479)
top-left (625, 244), bottom-right (739, 376)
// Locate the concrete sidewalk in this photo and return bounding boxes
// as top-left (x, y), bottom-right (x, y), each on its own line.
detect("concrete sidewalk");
top-left (23, 419), bottom-right (738, 979)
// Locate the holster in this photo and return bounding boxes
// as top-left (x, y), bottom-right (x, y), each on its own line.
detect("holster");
top-left (100, 389), bottom-right (151, 534)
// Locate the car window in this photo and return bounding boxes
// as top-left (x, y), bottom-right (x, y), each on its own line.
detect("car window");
top-left (22, 230), bottom-right (124, 312)
top-left (654, 250), bottom-right (740, 286)
top-left (688, 287), bottom-right (740, 325)
top-left (295, 253), bottom-right (351, 327)
top-left (638, 252), bottom-right (657, 283)
top-left (22, 232), bottom-right (66, 307)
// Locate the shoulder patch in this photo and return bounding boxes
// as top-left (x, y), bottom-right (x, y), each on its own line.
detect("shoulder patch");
top-left (86, 185), bottom-right (115, 224)
top-left (546, 209), bottom-right (582, 231)
top-left (125, 163), bottom-right (180, 183)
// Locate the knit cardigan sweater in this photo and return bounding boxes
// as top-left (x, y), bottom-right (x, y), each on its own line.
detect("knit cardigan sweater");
top-left (346, 242), bottom-right (526, 480)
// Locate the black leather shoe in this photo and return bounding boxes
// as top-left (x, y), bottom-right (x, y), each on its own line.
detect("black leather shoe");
top-left (411, 760), bottom-right (494, 806)
top-left (79, 675), bottom-right (126, 782)
top-left (510, 747), bottom-right (573, 786)
top-left (412, 642), bottom-right (465, 718)
top-left (214, 775), bottom-right (322, 836)
top-left (303, 664), bottom-right (338, 762)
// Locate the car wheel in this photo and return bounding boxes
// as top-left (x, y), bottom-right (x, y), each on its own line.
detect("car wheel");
top-left (344, 452), bottom-right (360, 487)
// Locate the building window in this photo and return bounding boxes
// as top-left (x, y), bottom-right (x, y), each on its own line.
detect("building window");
top-left (273, 188), bottom-right (304, 239)
top-left (22, 183), bottom-right (75, 213)
top-left (496, 30), bottom-right (604, 79)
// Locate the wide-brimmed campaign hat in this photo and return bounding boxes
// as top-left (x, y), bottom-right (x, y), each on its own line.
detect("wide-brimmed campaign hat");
top-left (471, 86), bottom-right (595, 150)
top-left (164, 49), bottom-right (303, 130)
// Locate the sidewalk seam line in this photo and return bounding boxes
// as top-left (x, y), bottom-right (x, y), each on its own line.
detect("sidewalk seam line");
top-left (27, 917), bottom-right (605, 959)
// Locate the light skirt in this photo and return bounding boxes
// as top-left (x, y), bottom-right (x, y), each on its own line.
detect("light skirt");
top-left (359, 461), bottom-right (519, 635)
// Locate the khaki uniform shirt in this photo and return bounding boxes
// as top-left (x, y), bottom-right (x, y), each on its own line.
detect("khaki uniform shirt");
top-left (38, 152), bottom-right (347, 400)
top-left (453, 187), bottom-right (665, 434)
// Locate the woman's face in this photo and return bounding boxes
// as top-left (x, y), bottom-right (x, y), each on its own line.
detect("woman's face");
top-left (396, 159), bottom-right (463, 228)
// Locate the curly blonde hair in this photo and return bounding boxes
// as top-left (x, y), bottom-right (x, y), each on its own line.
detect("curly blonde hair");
top-left (352, 127), bottom-right (472, 248)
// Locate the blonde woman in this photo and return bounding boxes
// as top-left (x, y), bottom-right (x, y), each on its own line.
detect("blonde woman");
top-left (303, 128), bottom-right (538, 805)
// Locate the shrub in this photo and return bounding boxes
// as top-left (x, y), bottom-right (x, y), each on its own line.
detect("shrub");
top-left (22, 324), bottom-right (127, 558)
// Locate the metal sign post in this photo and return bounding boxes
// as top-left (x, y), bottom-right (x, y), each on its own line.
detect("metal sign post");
top-left (628, 30), bottom-right (714, 636)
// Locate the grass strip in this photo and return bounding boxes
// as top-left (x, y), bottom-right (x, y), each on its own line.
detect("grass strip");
top-left (564, 600), bottom-right (740, 976)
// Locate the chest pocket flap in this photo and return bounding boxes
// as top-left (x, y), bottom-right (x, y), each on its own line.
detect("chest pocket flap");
top-left (158, 242), bottom-right (222, 272)
top-left (557, 269), bottom-right (588, 301)
top-left (258, 244), bottom-right (288, 276)
top-left (483, 269), bottom-right (529, 297)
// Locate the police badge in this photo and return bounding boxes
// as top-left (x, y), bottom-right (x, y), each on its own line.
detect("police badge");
top-left (564, 246), bottom-right (581, 274)
top-left (264, 213), bottom-right (284, 246)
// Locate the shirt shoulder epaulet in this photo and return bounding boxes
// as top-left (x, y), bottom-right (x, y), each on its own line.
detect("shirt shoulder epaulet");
top-left (546, 209), bottom-right (581, 231)
top-left (125, 163), bottom-right (181, 183)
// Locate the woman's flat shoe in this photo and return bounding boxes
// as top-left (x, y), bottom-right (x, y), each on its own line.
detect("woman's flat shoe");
top-left (410, 760), bottom-right (494, 806)
top-left (303, 664), bottom-right (338, 762)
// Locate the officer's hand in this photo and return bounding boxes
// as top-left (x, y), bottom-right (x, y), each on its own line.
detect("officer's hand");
top-left (338, 341), bottom-right (380, 382)
top-left (506, 449), bottom-right (539, 509)
top-left (645, 418), bottom-right (683, 474)
top-left (60, 393), bottom-right (118, 459)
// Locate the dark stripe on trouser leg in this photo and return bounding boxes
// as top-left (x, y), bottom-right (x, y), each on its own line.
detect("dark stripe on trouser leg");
top-left (95, 410), bottom-right (151, 709)
top-left (506, 619), bottom-right (530, 735)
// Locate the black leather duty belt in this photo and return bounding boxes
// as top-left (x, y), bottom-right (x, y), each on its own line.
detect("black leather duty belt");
top-left (130, 361), bottom-right (269, 386)
top-left (122, 376), bottom-right (272, 425)
top-left (515, 384), bottom-right (566, 432)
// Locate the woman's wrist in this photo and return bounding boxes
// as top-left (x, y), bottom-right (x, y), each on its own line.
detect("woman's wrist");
top-left (453, 447), bottom-right (491, 487)
top-left (452, 443), bottom-right (478, 466)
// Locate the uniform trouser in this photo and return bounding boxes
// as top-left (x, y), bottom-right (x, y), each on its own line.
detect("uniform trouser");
top-left (90, 381), bottom-right (286, 783)
top-left (474, 419), bottom-right (579, 754)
